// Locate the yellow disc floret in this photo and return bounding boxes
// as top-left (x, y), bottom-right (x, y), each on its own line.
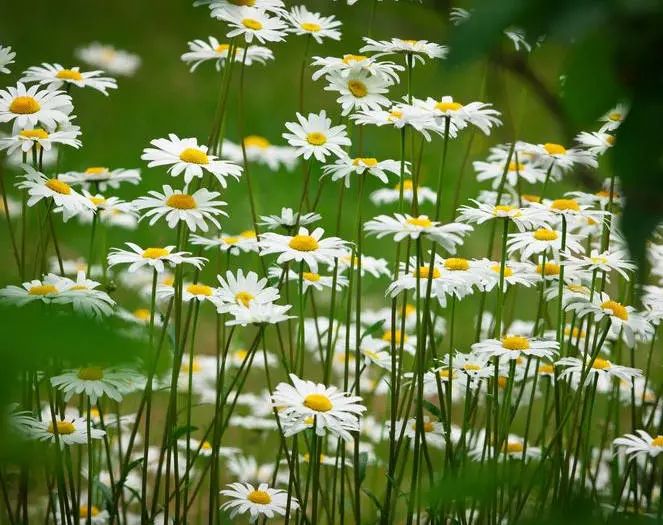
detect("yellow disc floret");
top-left (288, 235), bottom-right (319, 252)
top-left (303, 393), bottom-right (333, 412)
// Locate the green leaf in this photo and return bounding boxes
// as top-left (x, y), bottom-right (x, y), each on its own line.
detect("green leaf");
top-left (360, 320), bottom-right (385, 342)
top-left (168, 425), bottom-right (198, 446)
top-left (357, 451), bottom-right (369, 485)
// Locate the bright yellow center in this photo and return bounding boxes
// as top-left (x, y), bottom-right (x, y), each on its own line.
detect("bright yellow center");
top-left (247, 490), bottom-right (272, 504)
top-left (388, 110), bottom-right (403, 121)
top-left (303, 272), bottom-right (321, 282)
top-left (438, 368), bottom-right (456, 379)
top-left (235, 291), bottom-right (254, 307)
top-left (181, 358), bottom-right (202, 373)
top-left (606, 135), bottom-right (616, 145)
top-left (85, 167), bottom-right (108, 175)
top-left (406, 215), bottom-right (433, 228)
top-left (463, 363), bottom-right (481, 371)
top-left (601, 300), bottom-right (628, 321)
top-left (244, 135), bottom-right (270, 149)
top-left (405, 303), bottom-right (416, 316)
top-left (78, 367), bottom-right (103, 380)
top-left (79, 506), bottom-right (101, 518)
top-left (399, 179), bottom-right (414, 191)
top-left (444, 258), bottom-right (469, 271)
top-left (187, 284), bottom-right (213, 296)
top-left (56, 69), bottom-right (83, 81)
top-left (504, 441), bottom-right (523, 453)
top-left (352, 157), bottom-right (378, 167)
top-left (179, 147), bottom-right (209, 164)
top-left (501, 335), bottom-right (530, 350)
top-left (536, 262), bottom-right (560, 276)
top-left (543, 143), bottom-right (566, 155)
top-left (19, 128), bottom-right (49, 139)
top-left (133, 308), bottom-right (151, 321)
top-left (494, 204), bottom-right (516, 214)
top-left (303, 393), bottom-right (333, 412)
top-left (89, 196), bottom-right (106, 206)
top-left (223, 236), bottom-right (239, 245)
top-left (592, 358), bottom-right (612, 370)
top-left (551, 199), bottom-right (580, 211)
top-left (590, 255), bottom-right (608, 264)
top-left (300, 22), bottom-right (321, 32)
top-left (201, 440), bottom-right (213, 450)
top-left (608, 112), bottom-right (622, 122)
top-left (242, 18), bottom-right (263, 30)
top-left (538, 364), bottom-right (554, 375)
top-left (142, 247), bottom-right (170, 259)
top-left (533, 228), bottom-right (558, 241)
top-left (45, 179), bottom-right (72, 195)
top-left (48, 421), bottom-right (75, 435)
top-left (28, 284), bottom-right (58, 296)
top-left (166, 194), bottom-right (196, 209)
top-left (288, 235), bottom-right (319, 251)
top-left (9, 96), bottom-right (40, 114)
top-left (240, 230), bottom-right (257, 238)
top-left (306, 132), bottom-right (327, 146)
top-left (412, 266), bottom-right (440, 279)
top-left (234, 349), bottom-right (248, 360)
top-left (651, 436), bottom-right (663, 447)
top-left (522, 194), bottom-right (541, 203)
top-left (435, 101), bottom-right (463, 112)
top-left (348, 80), bottom-right (368, 98)
top-left (382, 330), bottom-right (408, 343)
top-left (215, 43), bottom-right (230, 54)
top-left (507, 162), bottom-right (525, 172)
top-left (490, 264), bottom-right (513, 277)
top-left (343, 54), bottom-right (367, 64)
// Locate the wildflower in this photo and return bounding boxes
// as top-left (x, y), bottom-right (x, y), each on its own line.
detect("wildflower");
top-left (223, 135), bottom-right (298, 171)
top-left (75, 43), bottom-right (141, 76)
top-left (360, 37), bottom-right (447, 65)
top-left (457, 200), bottom-right (551, 232)
top-left (324, 69), bottom-right (390, 116)
top-left (415, 95), bottom-right (502, 135)
top-left (613, 430), bottom-right (663, 461)
top-left (0, 82), bottom-right (72, 133)
top-left (575, 131), bottom-right (615, 155)
top-left (258, 207), bottom-right (321, 230)
top-left (50, 366), bottom-right (139, 404)
top-left (507, 228), bottom-right (583, 260)
top-left (0, 124), bottom-right (81, 155)
top-left (107, 242), bottom-right (206, 273)
top-left (220, 482), bottom-right (297, 522)
top-left (562, 249), bottom-right (635, 280)
top-left (218, 6), bottom-right (288, 44)
top-left (21, 63), bottom-right (117, 95)
top-left (225, 303), bottom-right (294, 326)
top-left (60, 166), bottom-right (141, 191)
top-left (322, 155), bottom-right (403, 187)
top-left (556, 356), bottom-right (642, 387)
top-left (473, 157), bottom-right (546, 188)
top-left (335, 251), bottom-right (390, 278)
top-left (370, 179), bottom-right (436, 206)
top-left (528, 142), bottom-right (597, 178)
top-left (285, 6), bottom-right (342, 43)
top-left (599, 103), bottom-right (628, 133)
top-left (472, 335), bottom-right (559, 361)
top-left (157, 281), bottom-right (218, 304)
top-left (190, 231), bottom-right (259, 254)
top-left (311, 54), bottom-right (403, 84)
top-left (270, 266), bottom-right (348, 292)
top-left (283, 110), bottom-right (351, 162)
top-left (0, 45), bottom-right (16, 74)
top-left (24, 414), bottom-right (105, 448)
top-left (0, 273), bottom-right (70, 307)
top-left (54, 271), bottom-right (116, 317)
top-left (181, 38), bottom-right (273, 71)
top-left (214, 270), bottom-right (280, 311)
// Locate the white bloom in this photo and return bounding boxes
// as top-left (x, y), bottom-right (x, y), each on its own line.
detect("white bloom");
top-left (575, 131), bottom-right (615, 155)
top-left (473, 158), bottom-right (547, 188)
top-left (258, 207), bottom-right (320, 230)
top-left (0, 45), bottom-right (16, 74)
top-left (285, 6), bottom-right (342, 43)
top-left (226, 302), bottom-right (294, 326)
top-left (107, 243), bottom-right (206, 273)
top-left (322, 155), bottom-right (403, 187)
top-left (457, 200), bottom-right (551, 232)
top-left (415, 95), bottom-right (502, 136)
top-left (360, 37), bottom-right (447, 65)
top-left (220, 482), bottom-right (297, 523)
top-left (370, 178), bottom-right (436, 206)
top-left (556, 356), bottom-right (641, 388)
top-left (51, 366), bottom-right (140, 403)
top-left (324, 69), bottom-right (390, 116)
top-left (75, 43), bottom-right (141, 76)
top-left (599, 103), bottom-right (628, 133)
top-left (214, 270), bottom-right (280, 311)
top-left (190, 230), bottom-right (259, 254)
top-left (222, 135), bottom-right (298, 171)
top-left (24, 414), bottom-right (105, 448)
top-left (0, 82), bottom-right (72, 133)
top-left (181, 38), bottom-right (273, 71)
top-left (21, 63), bottom-right (117, 95)
top-left (507, 228), bottom-right (583, 260)
top-left (613, 430), bottom-right (663, 461)
top-left (60, 166), bottom-right (141, 191)
top-left (311, 53), bottom-right (403, 83)
top-left (218, 6), bottom-right (288, 44)
top-left (472, 335), bottom-right (559, 361)
top-left (0, 273), bottom-right (71, 307)
top-left (0, 124), bottom-right (81, 155)
top-left (283, 110), bottom-right (351, 162)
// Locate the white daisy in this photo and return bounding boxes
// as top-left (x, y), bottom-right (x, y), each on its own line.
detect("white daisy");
top-left (270, 266), bottom-right (349, 292)
top-left (599, 103), bottom-right (628, 133)
top-left (282, 110), bottom-right (351, 162)
top-left (107, 242), bottom-right (206, 273)
top-left (369, 178), bottom-right (437, 206)
top-left (562, 248), bottom-right (635, 280)
top-left (133, 185), bottom-right (227, 232)
top-left (190, 230), bottom-right (260, 254)
top-left (556, 356), bottom-right (641, 388)
top-left (141, 134), bottom-right (242, 186)
top-left (507, 228), bottom-right (583, 260)
top-left (225, 302), bottom-right (294, 326)
top-left (222, 135), bottom-right (298, 171)
top-left (53, 271), bottom-right (116, 317)
top-left (285, 6), bottom-right (342, 43)
top-left (0, 273), bottom-right (70, 307)
top-left (613, 430), bottom-right (663, 461)
top-left (59, 166), bottom-right (141, 191)
top-left (311, 53), bottom-right (403, 84)
top-left (322, 155), bottom-right (403, 188)
top-left (324, 69), bottom-right (390, 116)
top-left (472, 335), bottom-right (559, 361)
top-left (20, 63), bottom-right (117, 95)
top-left (213, 270), bottom-right (280, 311)
top-left (24, 414), bottom-right (105, 448)
top-left (575, 131), bottom-right (615, 155)
top-left (220, 482), bottom-right (297, 523)
top-left (0, 82), bottom-right (72, 133)
top-left (0, 45), bottom-right (16, 74)
top-left (473, 158), bottom-right (547, 188)
top-left (258, 207), bottom-right (320, 230)
top-left (217, 6), bottom-right (288, 44)
top-left (50, 366), bottom-right (139, 404)
top-left (0, 124), bottom-right (81, 155)
top-left (75, 43), bottom-right (141, 76)
top-left (181, 38), bottom-right (273, 71)
top-left (360, 37), bottom-right (447, 65)
top-left (415, 95), bottom-right (502, 136)
top-left (457, 200), bottom-right (551, 232)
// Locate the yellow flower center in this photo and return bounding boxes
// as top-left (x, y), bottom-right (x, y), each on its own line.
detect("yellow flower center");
top-left (399, 179), bottom-right (414, 191)
top-left (412, 266), bottom-right (440, 279)
top-left (435, 101), bottom-right (463, 112)
top-left (382, 330), bottom-right (408, 343)
top-left (507, 162), bottom-right (526, 172)
top-left (303, 393), bottom-right (333, 412)
top-left (235, 291), bottom-right (254, 307)
top-left (215, 43), bottom-right (230, 54)
top-left (179, 147), bottom-right (209, 165)
top-left (9, 96), bottom-right (41, 114)
top-left (244, 135), bottom-right (270, 149)
top-left (288, 234), bottom-right (319, 251)
top-left (497, 376), bottom-right (508, 389)
top-left (600, 300), bottom-right (628, 321)
top-left (533, 228), bottom-right (558, 241)
top-left (347, 80), bottom-right (368, 98)
top-left (343, 54), bottom-right (367, 64)
top-left (85, 167), bottom-right (108, 175)
top-left (303, 272), bottom-right (321, 282)
top-left (47, 420), bottom-right (76, 435)
top-left (592, 358), bottom-right (612, 370)
top-left (187, 284), bottom-right (213, 296)
top-left (223, 236), bottom-right (239, 245)
top-left (405, 303), bottom-right (416, 316)
top-left (543, 143), bottom-right (566, 155)
top-left (490, 264), bottom-right (513, 277)
top-left (142, 247), bottom-right (170, 259)
top-left (56, 69), bottom-right (83, 81)
top-left (79, 506), bottom-right (101, 519)
top-left (247, 489), bottom-right (272, 504)
top-left (504, 441), bottom-right (523, 453)
top-left (388, 110), bottom-right (403, 121)
top-left (181, 358), bottom-right (202, 373)
top-left (300, 22), bottom-right (321, 32)
top-left (166, 194), bottom-right (196, 209)
top-left (162, 276), bottom-right (175, 286)
top-left (444, 258), bottom-right (469, 271)
top-left (590, 255), bottom-right (608, 264)
top-left (550, 198), bottom-right (580, 211)
top-left (536, 262), bottom-right (560, 276)
top-left (406, 215), bottom-right (433, 228)
top-left (133, 308), bottom-right (151, 321)
top-left (606, 135), bottom-right (616, 145)
top-left (651, 436), bottom-right (663, 447)
top-left (438, 368), bottom-right (457, 379)
top-left (201, 440), bottom-right (213, 450)
top-left (19, 128), bottom-right (49, 139)
top-left (89, 196), bottom-right (106, 206)
top-left (78, 367), bottom-right (104, 380)
top-left (494, 204), bottom-right (516, 214)
top-left (28, 284), bottom-right (58, 296)
top-left (522, 194), bottom-right (541, 203)
top-left (242, 18), bottom-right (263, 30)
top-left (463, 363), bottom-right (481, 371)
top-left (45, 179), bottom-right (72, 195)
top-left (501, 335), bottom-right (530, 350)
top-left (352, 157), bottom-right (378, 167)
top-left (538, 364), bottom-right (554, 375)
top-left (608, 112), bottom-right (622, 122)
top-left (234, 349), bottom-right (248, 361)
top-left (306, 132), bottom-right (327, 146)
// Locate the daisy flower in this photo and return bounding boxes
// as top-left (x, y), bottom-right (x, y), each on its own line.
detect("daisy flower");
top-left (322, 155), bottom-right (403, 187)
top-left (352, 103), bottom-right (443, 140)
top-left (324, 69), bottom-right (390, 116)
top-left (285, 6), bottom-right (342, 43)
top-left (562, 248), bottom-right (635, 280)
top-left (258, 207), bottom-right (320, 230)
top-left (269, 266), bottom-right (348, 292)
top-left (311, 53), bottom-right (403, 84)
top-left (20, 63), bottom-right (117, 95)
top-left (370, 178), bottom-right (437, 205)
top-left (442, 351), bottom-right (494, 385)
top-left (157, 281), bottom-right (219, 304)
top-left (575, 131), bottom-right (615, 155)
top-left (190, 231), bottom-right (259, 254)
top-left (55, 503), bottom-right (109, 525)
top-left (473, 158), bottom-right (547, 188)
top-left (16, 167), bottom-right (95, 222)
top-left (0, 45), bottom-right (16, 74)
top-left (528, 142), bottom-right (597, 177)
top-left (217, 6), bottom-right (288, 44)
top-left (75, 43), bottom-right (140, 76)
top-left (396, 416), bottom-right (447, 449)
top-left (386, 261), bottom-right (457, 307)
top-left (477, 260), bottom-right (540, 291)
top-left (555, 356), bottom-right (641, 387)
top-left (0, 82), bottom-right (72, 133)
top-left (360, 37), bottom-right (447, 65)
top-left (222, 135), bottom-right (298, 171)
top-left (0, 273), bottom-right (70, 307)
top-left (613, 430), bottom-right (663, 461)
top-left (472, 335), bottom-right (559, 361)
top-left (599, 103), bottom-right (628, 133)
top-left (282, 110), bottom-right (351, 162)
top-left (258, 226), bottom-right (348, 272)
top-left (59, 166), bottom-right (141, 191)
top-left (141, 134), bottom-right (242, 186)
top-left (214, 270), bottom-right (280, 311)
top-left (415, 96), bottom-right (502, 136)
top-left (220, 482), bottom-right (297, 523)
top-left (507, 228), bottom-right (583, 260)
top-left (457, 200), bottom-right (551, 232)
top-left (50, 366), bottom-right (139, 404)
top-left (54, 271), bottom-right (116, 317)
top-left (181, 38), bottom-right (273, 71)
top-left (364, 214), bottom-right (472, 253)
top-left (0, 124), bottom-right (81, 155)
top-left (335, 251), bottom-right (390, 278)
top-left (207, 0), bottom-right (286, 16)
top-left (107, 242), bottom-right (206, 273)
top-left (272, 374), bottom-right (366, 441)
top-left (225, 302), bottom-right (294, 326)
top-left (24, 414), bottom-right (105, 448)
top-left (133, 185), bottom-right (227, 232)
